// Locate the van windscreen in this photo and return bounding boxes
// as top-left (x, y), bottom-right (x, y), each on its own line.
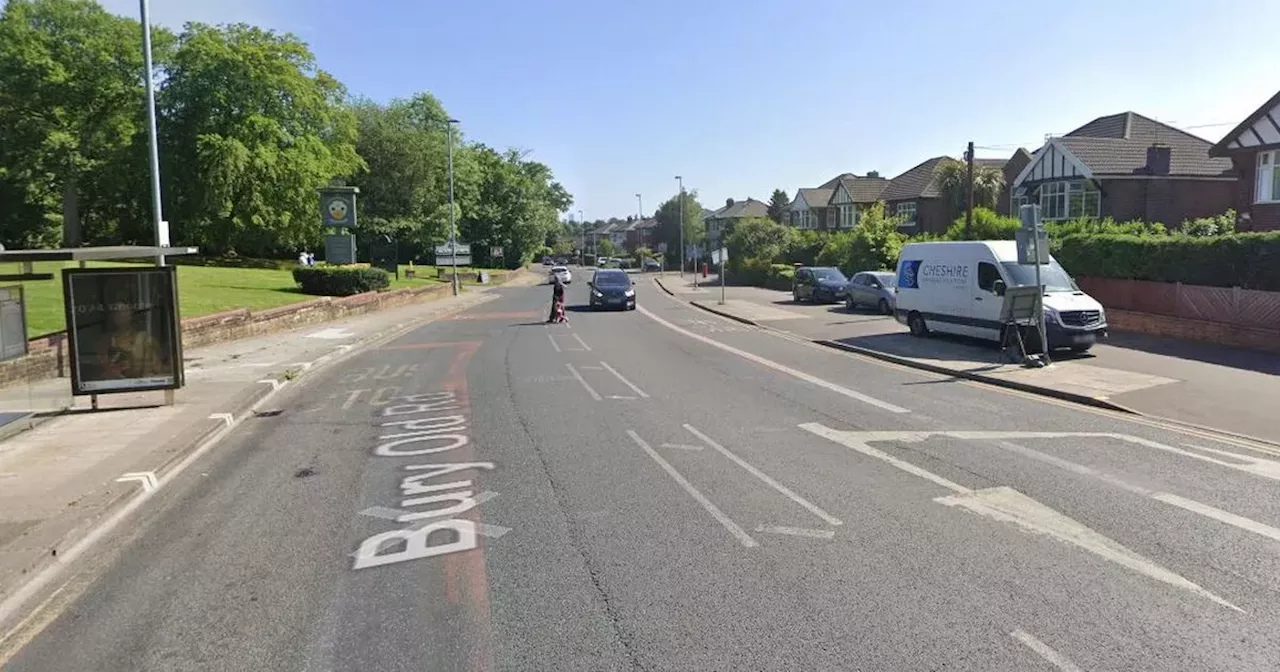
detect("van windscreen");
top-left (1000, 261), bottom-right (1078, 292)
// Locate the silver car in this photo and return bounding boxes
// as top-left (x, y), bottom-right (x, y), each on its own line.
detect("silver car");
top-left (844, 271), bottom-right (897, 315)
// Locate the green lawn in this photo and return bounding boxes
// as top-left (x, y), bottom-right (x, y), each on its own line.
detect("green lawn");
top-left (16, 260), bottom-right (505, 338)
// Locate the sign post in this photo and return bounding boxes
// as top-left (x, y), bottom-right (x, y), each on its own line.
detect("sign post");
top-left (711, 247), bottom-right (728, 305)
top-left (319, 186), bottom-right (360, 265)
top-left (1018, 204), bottom-right (1050, 363)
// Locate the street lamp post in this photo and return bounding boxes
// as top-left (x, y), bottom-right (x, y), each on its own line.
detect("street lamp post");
top-left (447, 118), bottom-right (459, 296)
top-left (675, 176), bottom-right (684, 278)
top-left (139, 0), bottom-right (166, 265)
top-left (578, 209), bottom-right (585, 265)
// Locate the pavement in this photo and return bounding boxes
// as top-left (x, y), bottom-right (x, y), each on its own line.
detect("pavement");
top-left (657, 274), bottom-right (1280, 446)
top-left (2, 271), bottom-right (1280, 670)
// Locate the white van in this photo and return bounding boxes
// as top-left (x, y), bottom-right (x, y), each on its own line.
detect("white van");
top-left (893, 240), bottom-right (1107, 352)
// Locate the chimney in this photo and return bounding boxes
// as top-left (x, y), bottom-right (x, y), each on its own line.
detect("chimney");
top-left (866, 171), bottom-right (880, 178)
top-left (1146, 144), bottom-right (1171, 176)
top-left (725, 197), bottom-right (735, 207)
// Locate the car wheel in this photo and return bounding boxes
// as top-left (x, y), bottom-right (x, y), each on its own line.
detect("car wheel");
top-left (878, 298), bottom-right (891, 315)
top-left (908, 312), bottom-right (929, 337)
top-left (1071, 344), bottom-right (1093, 353)
top-left (845, 296), bottom-right (856, 311)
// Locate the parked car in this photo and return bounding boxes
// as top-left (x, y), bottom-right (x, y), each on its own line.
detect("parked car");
top-left (642, 258), bottom-right (661, 272)
top-left (587, 268), bottom-right (636, 310)
top-left (844, 271), bottom-right (897, 315)
top-left (542, 256), bottom-right (553, 266)
top-left (894, 240), bottom-right (1107, 352)
top-left (550, 266), bottom-right (572, 284)
top-left (792, 266), bottom-right (848, 303)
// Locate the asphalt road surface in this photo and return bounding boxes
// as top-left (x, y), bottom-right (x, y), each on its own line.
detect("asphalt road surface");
top-left (4, 275), bottom-right (1280, 671)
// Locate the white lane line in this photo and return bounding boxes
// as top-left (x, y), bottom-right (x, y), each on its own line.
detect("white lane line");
top-left (996, 441), bottom-right (1280, 543)
top-left (755, 525), bottom-right (835, 540)
top-left (566, 363), bottom-right (603, 401)
top-left (580, 365), bottom-right (604, 371)
top-left (208, 412), bottom-right (234, 427)
top-left (637, 305), bottom-right (908, 414)
top-left (684, 424), bottom-right (842, 526)
top-left (572, 333), bottom-right (592, 351)
top-left (661, 443), bottom-right (706, 451)
top-left (1010, 630), bottom-right (1085, 672)
top-left (547, 332), bottom-right (562, 353)
top-left (599, 361), bottom-right (649, 398)
top-left (606, 395), bottom-right (637, 400)
top-left (626, 430), bottom-right (757, 548)
top-left (802, 423), bottom-right (1241, 612)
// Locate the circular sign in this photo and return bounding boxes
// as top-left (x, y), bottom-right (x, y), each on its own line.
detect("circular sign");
top-left (326, 198), bottom-right (350, 223)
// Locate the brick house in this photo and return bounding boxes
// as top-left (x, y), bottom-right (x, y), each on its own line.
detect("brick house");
top-left (705, 197), bottom-right (769, 246)
top-left (787, 187), bottom-right (833, 230)
top-left (1012, 112), bottom-right (1236, 226)
top-left (1208, 89), bottom-right (1280, 231)
top-left (994, 149), bottom-right (1032, 216)
top-left (825, 173), bottom-right (888, 228)
top-left (624, 218), bottom-right (658, 252)
top-left (878, 157), bottom-right (956, 235)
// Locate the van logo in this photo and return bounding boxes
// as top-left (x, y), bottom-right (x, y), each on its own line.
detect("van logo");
top-left (898, 260), bottom-right (921, 289)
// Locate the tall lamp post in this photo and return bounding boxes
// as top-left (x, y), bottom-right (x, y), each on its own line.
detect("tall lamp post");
top-left (674, 176), bottom-right (684, 277)
top-left (140, 0), bottom-right (166, 265)
top-left (446, 117), bottom-right (460, 295)
top-left (578, 209), bottom-right (585, 264)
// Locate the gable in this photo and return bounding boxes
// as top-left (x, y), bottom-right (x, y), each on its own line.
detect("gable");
top-left (1013, 141), bottom-right (1092, 186)
top-left (1212, 91), bottom-right (1280, 155)
top-left (831, 182), bottom-right (852, 205)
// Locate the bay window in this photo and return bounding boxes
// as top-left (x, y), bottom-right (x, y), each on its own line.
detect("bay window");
top-left (839, 204), bottom-right (856, 228)
top-left (1038, 180), bottom-right (1100, 220)
top-left (895, 201), bottom-right (917, 225)
top-left (1258, 150), bottom-right (1279, 203)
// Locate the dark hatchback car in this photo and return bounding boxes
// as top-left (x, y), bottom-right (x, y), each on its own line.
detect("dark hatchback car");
top-left (588, 269), bottom-right (636, 310)
top-left (792, 266), bottom-right (848, 303)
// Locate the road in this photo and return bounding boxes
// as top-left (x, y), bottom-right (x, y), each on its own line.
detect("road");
top-left (4, 273), bottom-right (1280, 671)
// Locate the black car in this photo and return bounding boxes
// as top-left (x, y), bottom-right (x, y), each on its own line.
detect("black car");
top-left (793, 266), bottom-right (848, 303)
top-left (587, 269), bottom-right (636, 310)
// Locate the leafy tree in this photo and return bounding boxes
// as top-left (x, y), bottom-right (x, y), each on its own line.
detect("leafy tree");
top-left (937, 158), bottom-right (1005, 217)
top-left (459, 144), bottom-right (571, 268)
top-left (597, 238), bottom-right (619, 258)
top-left (725, 217), bottom-right (790, 272)
top-left (654, 189), bottom-right (705, 265)
top-left (841, 202), bottom-right (907, 272)
top-left (0, 0), bottom-right (161, 247)
top-left (159, 22), bottom-right (363, 257)
top-left (767, 188), bottom-right (790, 223)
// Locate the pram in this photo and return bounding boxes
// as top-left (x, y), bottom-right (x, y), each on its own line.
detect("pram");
top-left (550, 298), bottom-right (568, 324)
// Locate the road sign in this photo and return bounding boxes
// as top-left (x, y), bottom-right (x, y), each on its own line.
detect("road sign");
top-left (711, 247), bottom-right (729, 265)
top-left (434, 242), bottom-right (471, 256)
top-left (1016, 229), bottom-right (1049, 264)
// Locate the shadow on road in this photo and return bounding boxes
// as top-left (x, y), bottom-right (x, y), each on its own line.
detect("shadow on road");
top-left (1100, 331), bottom-right (1280, 376)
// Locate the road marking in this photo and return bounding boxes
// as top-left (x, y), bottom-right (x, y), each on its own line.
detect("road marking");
top-left (637, 305), bottom-right (908, 414)
top-left (600, 361), bottom-right (649, 398)
top-left (572, 333), bottom-right (592, 351)
top-left (1010, 630), bottom-right (1084, 672)
top-left (566, 363), bottom-right (602, 401)
top-left (755, 525), bottom-right (835, 540)
top-left (626, 430), bottom-right (757, 548)
top-left (340, 389), bottom-right (367, 410)
top-left (546, 332), bottom-right (562, 353)
top-left (208, 412), bottom-right (234, 427)
top-left (306, 327), bottom-right (355, 340)
top-left (684, 424), bottom-right (841, 526)
top-left (580, 365), bottom-right (604, 371)
top-left (801, 423), bottom-right (1241, 612)
top-left (115, 471), bottom-right (158, 493)
top-left (359, 501), bottom-right (509, 538)
top-left (257, 378), bottom-right (283, 391)
top-left (606, 395), bottom-right (637, 400)
top-left (660, 443), bottom-right (705, 451)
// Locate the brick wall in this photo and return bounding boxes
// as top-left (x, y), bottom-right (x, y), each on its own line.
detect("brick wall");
top-left (1229, 155), bottom-right (1280, 231)
top-left (1107, 309), bottom-right (1280, 355)
top-left (1101, 178), bottom-right (1236, 226)
top-left (0, 268), bottom-right (520, 389)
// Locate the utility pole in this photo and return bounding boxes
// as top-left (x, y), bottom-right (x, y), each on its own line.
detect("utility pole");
top-left (674, 176), bottom-right (684, 278)
top-left (140, 0), bottom-right (166, 265)
top-left (964, 141), bottom-right (975, 241)
top-left (447, 118), bottom-right (460, 295)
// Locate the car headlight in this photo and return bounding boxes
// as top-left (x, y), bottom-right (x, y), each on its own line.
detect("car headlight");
top-left (592, 289), bottom-right (603, 298)
top-left (624, 289), bottom-right (635, 297)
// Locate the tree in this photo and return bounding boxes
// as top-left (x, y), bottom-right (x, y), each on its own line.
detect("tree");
top-left (767, 189), bottom-right (790, 223)
top-left (159, 22), bottom-right (363, 257)
top-left (654, 189), bottom-right (705, 266)
top-left (936, 158), bottom-right (1005, 217)
top-left (725, 216), bottom-right (790, 271)
top-left (0, 0), bottom-right (161, 247)
top-left (597, 238), bottom-right (619, 258)
top-left (459, 144), bottom-right (571, 268)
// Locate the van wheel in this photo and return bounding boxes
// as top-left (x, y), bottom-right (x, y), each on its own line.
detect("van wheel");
top-left (907, 312), bottom-right (929, 337)
top-left (877, 299), bottom-right (891, 315)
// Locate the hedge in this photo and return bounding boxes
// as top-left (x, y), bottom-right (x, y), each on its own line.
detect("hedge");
top-left (733, 259), bottom-right (795, 290)
top-left (1055, 232), bottom-right (1280, 291)
top-left (293, 265), bottom-right (392, 296)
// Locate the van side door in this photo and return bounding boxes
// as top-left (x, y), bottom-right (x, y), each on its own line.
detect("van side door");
top-left (973, 261), bottom-right (1004, 339)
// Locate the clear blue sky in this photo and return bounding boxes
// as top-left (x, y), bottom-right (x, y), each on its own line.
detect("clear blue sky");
top-left (106, 0), bottom-right (1279, 221)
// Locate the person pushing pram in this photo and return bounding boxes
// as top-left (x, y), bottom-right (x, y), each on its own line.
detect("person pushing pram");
top-left (547, 275), bottom-right (568, 324)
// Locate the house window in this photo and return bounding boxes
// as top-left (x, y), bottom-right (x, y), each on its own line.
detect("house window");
top-left (895, 201), bottom-right (917, 225)
top-left (1258, 150), bottom-right (1280, 203)
top-left (839, 204), bottom-right (856, 228)
top-left (1039, 180), bottom-right (1100, 220)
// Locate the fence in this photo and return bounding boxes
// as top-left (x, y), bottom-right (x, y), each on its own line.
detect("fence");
top-left (1076, 277), bottom-right (1280, 331)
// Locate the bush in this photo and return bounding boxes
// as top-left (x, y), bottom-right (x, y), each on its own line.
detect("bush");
top-left (1055, 232), bottom-right (1280, 291)
top-left (781, 229), bottom-right (828, 266)
top-left (293, 265), bottom-right (392, 296)
top-left (726, 217), bottom-right (790, 274)
top-left (942, 207), bottom-right (1020, 241)
top-left (1178, 209), bottom-right (1237, 237)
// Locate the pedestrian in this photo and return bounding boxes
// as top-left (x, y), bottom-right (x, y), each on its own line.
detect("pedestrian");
top-left (306, 251), bottom-right (316, 266)
top-left (298, 250), bottom-right (308, 266)
top-left (547, 275), bottom-right (567, 324)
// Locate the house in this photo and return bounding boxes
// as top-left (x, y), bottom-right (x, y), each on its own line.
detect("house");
top-left (787, 187), bottom-right (834, 230)
top-left (1209, 89), bottom-right (1280, 231)
top-left (993, 149), bottom-right (1032, 216)
top-left (825, 173), bottom-right (888, 229)
top-left (878, 156), bottom-right (955, 235)
top-left (705, 197), bottom-right (769, 245)
top-left (624, 217), bottom-right (659, 251)
top-left (1012, 112), bottom-right (1236, 226)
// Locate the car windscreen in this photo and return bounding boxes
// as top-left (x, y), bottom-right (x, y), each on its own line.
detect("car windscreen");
top-left (552, 267), bottom-right (568, 273)
top-left (811, 268), bottom-right (847, 283)
top-left (593, 272), bottom-right (629, 287)
top-left (872, 272), bottom-right (896, 287)
top-left (1000, 261), bottom-right (1078, 292)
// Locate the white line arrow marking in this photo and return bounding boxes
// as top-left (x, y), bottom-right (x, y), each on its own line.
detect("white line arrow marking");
top-left (208, 412), bottom-right (234, 427)
top-left (116, 471), bottom-right (158, 493)
top-left (257, 378), bottom-right (282, 391)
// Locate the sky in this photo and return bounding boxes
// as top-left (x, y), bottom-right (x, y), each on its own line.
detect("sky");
top-left (103, 0), bottom-right (1280, 222)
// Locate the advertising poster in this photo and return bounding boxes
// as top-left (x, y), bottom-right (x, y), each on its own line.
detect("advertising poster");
top-left (62, 267), bottom-right (184, 395)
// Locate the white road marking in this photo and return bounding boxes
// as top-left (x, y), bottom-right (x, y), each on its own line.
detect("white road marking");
top-left (547, 332), bottom-right (562, 353)
top-left (340, 389), bottom-right (367, 410)
top-left (755, 525), bottom-right (835, 540)
top-left (566, 363), bottom-right (603, 401)
top-left (684, 424), bottom-right (842, 526)
top-left (599, 361), bottom-right (649, 398)
top-left (801, 423), bottom-right (1241, 612)
top-left (208, 412), bottom-right (234, 427)
top-left (359, 500), bottom-right (509, 538)
top-left (572, 333), bottom-right (592, 351)
top-left (306, 327), bottom-right (355, 340)
top-left (580, 365), bottom-right (604, 371)
top-left (606, 395), bottom-right (637, 400)
top-left (626, 430), bottom-right (757, 548)
top-left (115, 471), bottom-right (158, 493)
top-left (1010, 630), bottom-right (1085, 672)
top-left (660, 443), bottom-right (705, 451)
top-left (637, 305), bottom-right (908, 414)
top-left (257, 378), bottom-right (283, 391)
